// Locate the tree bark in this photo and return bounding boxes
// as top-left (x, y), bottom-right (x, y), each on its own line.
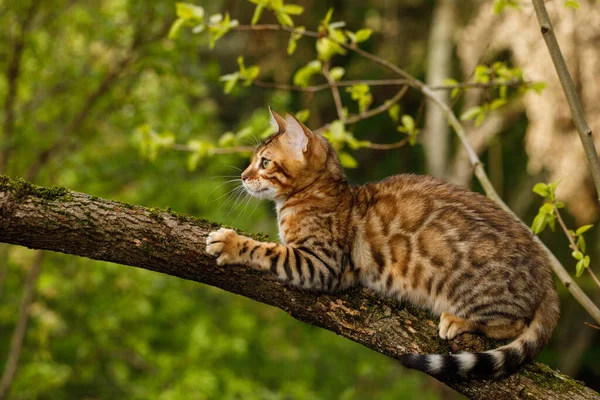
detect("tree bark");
top-left (423, 0), bottom-right (455, 179)
top-left (0, 176), bottom-right (598, 400)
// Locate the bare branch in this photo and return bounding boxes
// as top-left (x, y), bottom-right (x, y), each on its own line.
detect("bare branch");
top-left (254, 78), bottom-right (528, 93)
top-left (321, 62), bottom-right (345, 122)
top-left (532, 0), bottom-right (600, 203)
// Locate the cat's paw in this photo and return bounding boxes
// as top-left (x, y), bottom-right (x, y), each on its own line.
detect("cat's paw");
top-left (206, 228), bottom-right (242, 265)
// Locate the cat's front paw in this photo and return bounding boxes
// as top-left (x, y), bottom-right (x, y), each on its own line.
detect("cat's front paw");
top-left (206, 228), bottom-right (242, 266)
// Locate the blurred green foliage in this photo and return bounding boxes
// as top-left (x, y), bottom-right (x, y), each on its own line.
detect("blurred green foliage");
top-left (2, 0), bottom-right (600, 399)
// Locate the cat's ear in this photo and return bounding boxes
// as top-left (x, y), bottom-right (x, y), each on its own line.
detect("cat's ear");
top-left (269, 107), bottom-right (286, 133)
top-left (283, 113), bottom-right (313, 154)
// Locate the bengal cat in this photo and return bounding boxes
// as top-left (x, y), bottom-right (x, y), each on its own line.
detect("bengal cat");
top-left (205, 108), bottom-right (560, 379)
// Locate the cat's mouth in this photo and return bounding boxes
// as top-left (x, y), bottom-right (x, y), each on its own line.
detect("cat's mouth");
top-left (242, 182), bottom-right (272, 199)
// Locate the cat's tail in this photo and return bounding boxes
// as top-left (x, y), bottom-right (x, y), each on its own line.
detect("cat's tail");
top-left (400, 290), bottom-right (559, 379)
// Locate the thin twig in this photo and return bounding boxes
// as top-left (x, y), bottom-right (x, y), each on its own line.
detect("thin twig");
top-left (553, 204), bottom-right (600, 289)
top-left (321, 62), bottom-right (345, 122)
top-left (314, 86), bottom-right (409, 134)
top-left (231, 22), bottom-right (600, 325)
top-left (364, 137), bottom-right (410, 150)
top-left (0, 251), bottom-right (44, 400)
top-left (532, 0), bottom-right (600, 204)
top-left (584, 322), bottom-right (600, 330)
top-left (253, 78), bottom-right (525, 93)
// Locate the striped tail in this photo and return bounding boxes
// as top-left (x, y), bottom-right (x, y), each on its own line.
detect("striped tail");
top-left (400, 290), bottom-right (559, 379)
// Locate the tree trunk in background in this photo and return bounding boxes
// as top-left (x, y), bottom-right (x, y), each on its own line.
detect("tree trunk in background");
top-left (0, 176), bottom-right (598, 400)
top-left (423, 0), bottom-right (455, 179)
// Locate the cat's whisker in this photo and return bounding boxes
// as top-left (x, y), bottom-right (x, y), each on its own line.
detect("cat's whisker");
top-left (216, 185), bottom-right (246, 210)
top-left (207, 179), bottom-right (243, 201)
top-left (237, 192), bottom-right (256, 221)
top-left (227, 191), bottom-right (249, 216)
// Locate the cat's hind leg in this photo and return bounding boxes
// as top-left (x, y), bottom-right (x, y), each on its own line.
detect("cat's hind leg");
top-left (438, 312), bottom-right (477, 340)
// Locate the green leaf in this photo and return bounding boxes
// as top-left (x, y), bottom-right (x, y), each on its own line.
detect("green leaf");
top-left (531, 81), bottom-right (547, 94)
top-left (295, 109), bottom-right (310, 123)
top-left (555, 201), bottom-right (565, 208)
top-left (322, 8), bottom-right (334, 26)
top-left (338, 151), bottom-right (358, 168)
top-left (539, 203), bottom-right (554, 215)
top-left (531, 213), bottom-right (547, 234)
top-left (329, 67), bottom-right (345, 81)
top-left (281, 4), bottom-right (304, 15)
top-left (186, 140), bottom-right (214, 171)
top-left (584, 255), bottom-right (590, 268)
top-left (346, 137), bottom-right (371, 150)
top-left (251, 4), bottom-right (265, 25)
top-left (572, 251), bottom-right (584, 261)
top-left (474, 65), bottom-right (490, 83)
top-left (548, 215), bottom-right (556, 231)
top-left (489, 98), bottom-right (507, 111)
top-left (268, 0), bottom-right (283, 9)
top-left (168, 18), bottom-right (187, 40)
top-left (564, 0), bottom-right (580, 9)
top-left (499, 85), bottom-right (507, 99)
top-left (276, 11), bottom-right (294, 27)
top-left (293, 60), bottom-right (322, 87)
top-left (287, 26), bottom-right (305, 55)
top-left (219, 72), bottom-right (240, 94)
top-left (576, 259), bottom-right (585, 277)
top-left (176, 3), bottom-right (204, 20)
top-left (401, 115), bottom-right (415, 132)
top-left (218, 132), bottom-right (237, 147)
top-left (388, 104), bottom-right (400, 122)
top-left (460, 106), bottom-right (482, 121)
top-left (576, 224), bottom-right (593, 235)
top-left (532, 183), bottom-right (550, 198)
top-left (354, 29), bottom-right (372, 43)
top-left (578, 235), bottom-right (586, 254)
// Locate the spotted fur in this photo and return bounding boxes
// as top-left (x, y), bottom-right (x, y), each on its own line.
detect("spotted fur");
top-left (206, 109), bottom-right (560, 379)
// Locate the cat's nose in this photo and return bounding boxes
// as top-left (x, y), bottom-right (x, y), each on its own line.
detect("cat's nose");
top-left (241, 172), bottom-right (248, 182)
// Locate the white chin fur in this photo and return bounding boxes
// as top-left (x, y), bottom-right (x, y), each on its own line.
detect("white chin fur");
top-left (243, 182), bottom-right (275, 200)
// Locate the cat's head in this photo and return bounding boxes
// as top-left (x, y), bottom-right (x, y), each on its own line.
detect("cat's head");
top-left (241, 108), bottom-right (344, 201)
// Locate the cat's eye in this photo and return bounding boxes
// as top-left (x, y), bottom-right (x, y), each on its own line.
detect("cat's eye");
top-left (260, 158), bottom-right (270, 169)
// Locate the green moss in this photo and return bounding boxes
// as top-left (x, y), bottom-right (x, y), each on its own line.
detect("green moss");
top-left (0, 175), bottom-right (69, 201)
top-left (148, 207), bottom-right (163, 221)
top-left (519, 363), bottom-right (587, 395)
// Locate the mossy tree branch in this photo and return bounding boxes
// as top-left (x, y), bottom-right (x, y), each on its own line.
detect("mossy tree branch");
top-left (0, 176), bottom-right (597, 400)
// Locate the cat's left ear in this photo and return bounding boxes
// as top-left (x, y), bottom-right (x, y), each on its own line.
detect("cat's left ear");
top-left (283, 113), bottom-right (314, 154)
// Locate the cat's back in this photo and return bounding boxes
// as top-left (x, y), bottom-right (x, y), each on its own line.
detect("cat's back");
top-left (353, 173), bottom-right (554, 317)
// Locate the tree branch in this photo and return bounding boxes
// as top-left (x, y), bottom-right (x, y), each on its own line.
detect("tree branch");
top-left (0, 176), bottom-right (597, 399)
top-left (321, 62), bottom-right (345, 122)
top-left (423, 0), bottom-right (455, 178)
top-left (253, 78), bottom-right (526, 93)
top-left (532, 0), bottom-right (600, 204)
